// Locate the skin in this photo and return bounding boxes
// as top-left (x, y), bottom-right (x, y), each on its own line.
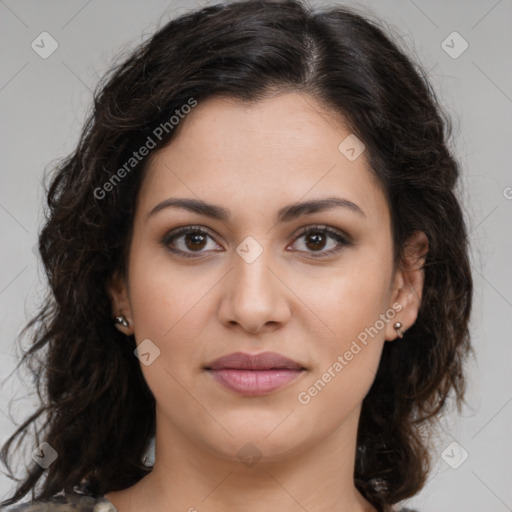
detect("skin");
top-left (106, 92), bottom-right (428, 512)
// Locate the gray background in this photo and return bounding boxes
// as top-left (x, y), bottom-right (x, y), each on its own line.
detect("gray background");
top-left (1, 0), bottom-right (511, 510)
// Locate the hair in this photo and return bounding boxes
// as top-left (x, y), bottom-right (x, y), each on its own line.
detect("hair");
top-left (1, 1), bottom-right (473, 510)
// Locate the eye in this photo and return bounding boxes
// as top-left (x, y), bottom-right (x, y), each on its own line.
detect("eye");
top-left (288, 225), bottom-right (352, 258)
top-left (161, 225), bottom-right (222, 258)
top-left (161, 224), bottom-right (352, 259)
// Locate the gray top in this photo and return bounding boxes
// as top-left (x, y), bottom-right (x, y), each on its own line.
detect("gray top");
top-left (1, 493), bottom-right (118, 512)
top-left (2, 492), bottom-right (418, 512)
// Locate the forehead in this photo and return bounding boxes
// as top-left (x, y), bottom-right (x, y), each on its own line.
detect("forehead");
top-left (137, 92), bottom-right (388, 226)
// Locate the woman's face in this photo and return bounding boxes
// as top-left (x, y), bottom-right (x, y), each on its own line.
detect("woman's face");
top-left (110, 92), bottom-right (421, 464)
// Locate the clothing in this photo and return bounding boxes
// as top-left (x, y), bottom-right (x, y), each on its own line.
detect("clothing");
top-left (2, 492), bottom-right (418, 511)
top-left (1, 493), bottom-right (117, 512)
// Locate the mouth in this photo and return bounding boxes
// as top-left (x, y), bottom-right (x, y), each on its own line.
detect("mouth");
top-left (204, 351), bottom-right (306, 396)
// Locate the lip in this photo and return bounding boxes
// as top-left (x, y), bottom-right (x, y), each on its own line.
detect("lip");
top-left (206, 351), bottom-right (305, 371)
top-left (204, 351), bottom-right (306, 396)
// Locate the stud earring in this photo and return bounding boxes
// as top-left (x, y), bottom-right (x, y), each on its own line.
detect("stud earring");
top-left (394, 322), bottom-right (404, 339)
top-left (114, 315), bottom-right (129, 328)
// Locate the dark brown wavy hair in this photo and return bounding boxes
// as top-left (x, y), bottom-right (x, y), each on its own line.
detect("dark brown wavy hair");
top-left (1, 1), bottom-right (473, 510)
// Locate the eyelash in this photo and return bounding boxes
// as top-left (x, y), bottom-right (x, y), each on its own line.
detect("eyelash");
top-left (161, 224), bottom-right (352, 259)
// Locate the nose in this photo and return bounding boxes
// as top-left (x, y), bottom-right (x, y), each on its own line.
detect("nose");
top-left (217, 244), bottom-right (291, 334)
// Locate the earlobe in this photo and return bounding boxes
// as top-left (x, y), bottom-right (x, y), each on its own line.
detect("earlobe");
top-left (107, 271), bottom-right (134, 335)
top-left (385, 231), bottom-right (429, 342)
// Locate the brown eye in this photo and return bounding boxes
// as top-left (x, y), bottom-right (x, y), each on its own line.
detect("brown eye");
top-left (162, 226), bottom-right (221, 258)
top-left (290, 225), bottom-right (351, 258)
top-left (304, 232), bottom-right (327, 251)
top-left (184, 232), bottom-right (207, 251)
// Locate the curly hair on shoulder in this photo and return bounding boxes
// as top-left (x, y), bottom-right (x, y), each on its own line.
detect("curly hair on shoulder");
top-left (1, 1), bottom-right (473, 510)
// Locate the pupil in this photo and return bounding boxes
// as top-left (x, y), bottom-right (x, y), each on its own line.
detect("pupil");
top-left (306, 232), bottom-right (325, 251)
top-left (186, 233), bottom-right (206, 250)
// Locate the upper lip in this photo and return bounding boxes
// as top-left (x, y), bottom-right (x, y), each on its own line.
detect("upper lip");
top-left (205, 351), bottom-right (305, 371)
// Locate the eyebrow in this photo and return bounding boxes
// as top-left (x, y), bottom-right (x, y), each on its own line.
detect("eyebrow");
top-left (147, 196), bottom-right (365, 222)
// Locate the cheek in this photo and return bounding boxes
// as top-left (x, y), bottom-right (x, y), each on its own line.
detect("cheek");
top-left (297, 255), bottom-right (393, 344)
top-left (127, 260), bottom-right (209, 414)
top-left (294, 255), bottom-right (392, 405)
top-left (295, 279), bottom-right (388, 424)
top-left (126, 248), bottom-right (228, 394)
top-left (128, 243), bottom-right (212, 336)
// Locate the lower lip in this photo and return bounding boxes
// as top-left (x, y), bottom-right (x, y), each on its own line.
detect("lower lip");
top-left (207, 368), bottom-right (305, 396)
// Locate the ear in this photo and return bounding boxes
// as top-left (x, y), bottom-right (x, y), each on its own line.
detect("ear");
top-left (107, 270), bottom-right (134, 336)
top-left (385, 230), bottom-right (429, 342)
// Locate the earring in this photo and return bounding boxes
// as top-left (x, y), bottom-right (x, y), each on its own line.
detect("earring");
top-left (394, 322), bottom-right (404, 339)
top-left (114, 315), bottom-right (129, 328)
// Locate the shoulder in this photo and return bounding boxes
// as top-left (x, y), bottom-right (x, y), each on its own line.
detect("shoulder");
top-left (1, 493), bottom-right (118, 512)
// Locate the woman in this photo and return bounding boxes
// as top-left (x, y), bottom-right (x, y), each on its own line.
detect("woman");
top-left (0, 1), bottom-right (473, 511)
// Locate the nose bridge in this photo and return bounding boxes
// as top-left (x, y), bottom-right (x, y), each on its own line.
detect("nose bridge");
top-left (219, 235), bottom-right (289, 331)
top-left (235, 242), bottom-right (272, 293)
top-left (233, 236), bottom-right (277, 303)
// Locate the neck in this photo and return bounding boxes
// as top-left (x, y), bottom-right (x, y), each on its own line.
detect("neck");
top-left (106, 405), bottom-right (376, 512)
